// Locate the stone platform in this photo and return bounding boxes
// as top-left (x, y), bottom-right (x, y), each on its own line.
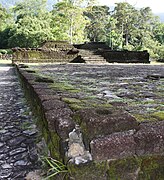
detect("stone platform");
top-left (16, 63), bottom-right (164, 179)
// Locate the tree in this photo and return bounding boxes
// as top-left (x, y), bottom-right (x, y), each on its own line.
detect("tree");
top-left (111, 2), bottom-right (164, 59)
top-left (0, 27), bottom-right (12, 48)
top-left (51, 0), bottom-right (96, 44)
top-left (112, 2), bottom-right (139, 48)
top-left (8, 15), bottom-right (53, 47)
top-left (0, 4), bottom-right (9, 31)
top-left (84, 5), bottom-right (110, 42)
top-left (153, 22), bottom-right (164, 44)
top-left (8, 0), bottom-right (54, 47)
top-left (0, 4), bottom-right (13, 48)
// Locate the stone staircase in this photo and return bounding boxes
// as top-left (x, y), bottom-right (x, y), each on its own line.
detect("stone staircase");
top-left (78, 49), bottom-right (107, 64)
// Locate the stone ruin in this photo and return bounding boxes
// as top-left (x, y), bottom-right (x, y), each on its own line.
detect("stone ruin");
top-left (12, 41), bottom-right (150, 64)
top-left (15, 63), bottom-right (164, 180)
top-left (75, 42), bottom-right (150, 63)
top-left (12, 41), bottom-right (79, 63)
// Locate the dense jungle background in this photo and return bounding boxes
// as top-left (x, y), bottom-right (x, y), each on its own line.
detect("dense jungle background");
top-left (0, 0), bottom-right (164, 60)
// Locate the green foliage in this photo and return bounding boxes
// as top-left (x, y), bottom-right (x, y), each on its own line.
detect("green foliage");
top-left (0, 4), bottom-right (9, 31)
top-left (112, 2), bottom-right (139, 47)
top-left (153, 22), bottom-right (164, 44)
top-left (51, 0), bottom-right (90, 44)
top-left (0, 0), bottom-right (164, 59)
top-left (7, 0), bottom-right (54, 48)
top-left (8, 15), bottom-right (54, 47)
top-left (0, 49), bottom-right (7, 54)
top-left (84, 5), bottom-right (110, 42)
top-left (43, 157), bottom-right (68, 179)
top-left (0, 27), bottom-right (13, 48)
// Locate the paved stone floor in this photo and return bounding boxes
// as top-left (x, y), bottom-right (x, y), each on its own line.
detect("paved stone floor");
top-left (0, 64), bottom-right (40, 179)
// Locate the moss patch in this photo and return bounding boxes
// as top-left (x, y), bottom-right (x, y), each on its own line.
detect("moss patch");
top-left (69, 103), bottom-right (88, 111)
top-left (152, 111), bottom-right (164, 121)
top-left (62, 97), bottom-right (82, 104)
top-left (133, 114), bottom-right (158, 122)
top-left (35, 76), bottom-right (54, 83)
top-left (107, 155), bottom-right (164, 180)
top-left (50, 82), bottom-right (79, 92)
top-left (67, 161), bottom-right (108, 180)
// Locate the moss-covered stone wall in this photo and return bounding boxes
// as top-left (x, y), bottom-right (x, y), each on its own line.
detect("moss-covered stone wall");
top-left (74, 42), bottom-right (150, 63)
top-left (97, 50), bottom-right (150, 63)
top-left (12, 41), bottom-right (78, 63)
top-left (16, 64), bottom-right (164, 180)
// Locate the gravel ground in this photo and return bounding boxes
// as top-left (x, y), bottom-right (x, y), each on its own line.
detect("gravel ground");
top-left (0, 64), bottom-right (40, 179)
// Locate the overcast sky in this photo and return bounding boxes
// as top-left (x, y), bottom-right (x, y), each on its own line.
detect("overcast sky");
top-left (98, 0), bottom-right (164, 13)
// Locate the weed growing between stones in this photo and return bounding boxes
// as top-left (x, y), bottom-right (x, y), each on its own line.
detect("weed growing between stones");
top-left (43, 157), bottom-right (68, 179)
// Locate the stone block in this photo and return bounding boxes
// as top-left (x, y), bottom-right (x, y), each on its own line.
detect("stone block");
top-left (90, 130), bottom-right (136, 160)
top-left (74, 108), bottom-right (138, 140)
top-left (42, 100), bottom-right (67, 112)
top-left (45, 108), bottom-right (75, 139)
top-left (134, 121), bottom-right (164, 156)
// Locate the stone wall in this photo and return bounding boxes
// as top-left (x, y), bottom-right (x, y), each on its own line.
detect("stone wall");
top-left (74, 42), bottom-right (150, 63)
top-left (97, 50), bottom-right (150, 63)
top-left (74, 42), bottom-right (111, 50)
top-left (12, 41), bottom-right (78, 63)
top-left (15, 64), bottom-right (164, 180)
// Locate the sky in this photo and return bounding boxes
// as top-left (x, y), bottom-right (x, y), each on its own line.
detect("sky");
top-left (98, 0), bottom-right (164, 13)
top-left (0, 0), bottom-right (163, 14)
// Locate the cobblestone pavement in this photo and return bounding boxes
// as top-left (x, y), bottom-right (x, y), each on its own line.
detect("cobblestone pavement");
top-left (0, 64), bottom-right (40, 179)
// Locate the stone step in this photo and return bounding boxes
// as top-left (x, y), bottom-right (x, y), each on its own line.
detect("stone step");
top-left (82, 56), bottom-right (104, 59)
top-left (84, 60), bottom-right (107, 64)
top-left (83, 58), bottom-right (105, 61)
top-left (73, 108), bottom-right (138, 149)
top-left (90, 120), bottom-right (164, 161)
top-left (78, 49), bottom-right (107, 63)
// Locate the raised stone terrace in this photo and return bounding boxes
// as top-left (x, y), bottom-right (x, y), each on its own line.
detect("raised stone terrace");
top-left (16, 63), bottom-right (164, 179)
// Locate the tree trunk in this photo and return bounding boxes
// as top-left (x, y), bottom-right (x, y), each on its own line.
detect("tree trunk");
top-left (70, 15), bottom-right (73, 44)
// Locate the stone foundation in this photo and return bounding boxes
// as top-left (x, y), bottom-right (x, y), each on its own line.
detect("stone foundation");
top-left (12, 41), bottom-right (78, 64)
top-left (16, 64), bottom-right (164, 179)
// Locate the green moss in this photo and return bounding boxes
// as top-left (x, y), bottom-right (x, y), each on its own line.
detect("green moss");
top-left (50, 82), bottom-right (77, 92)
top-left (68, 89), bottom-right (81, 93)
top-left (72, 113), bottom-right (82, 124)
top-left (133, 114), bottom-right (157, 122)
top-left (107, 155), bottom-right (164, 180)
top-left (94, 103), bottom-right (113, 108)
top-left (62, 97), bottom-right (82, 104)
top-left (41, 123), bottom-right (61, 160)
top-left (152, 111), bottom-right (164, 120)
top-left (69, 103), bottom-right (88, 111)
top-left (67, 161), bottom-right (108, 180)
top-left (139, 155), bottom-right (164, 180)
top-left (48, 132), bottom-right (61, 160)
top-left (82, 95), bottom-right (98, 100)
top-left (108, 156), bottom-right (141, 180)
top-left (134, 114), bottom-right (146, 122)
top-left (28, 51), bottom-right (43, 59)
